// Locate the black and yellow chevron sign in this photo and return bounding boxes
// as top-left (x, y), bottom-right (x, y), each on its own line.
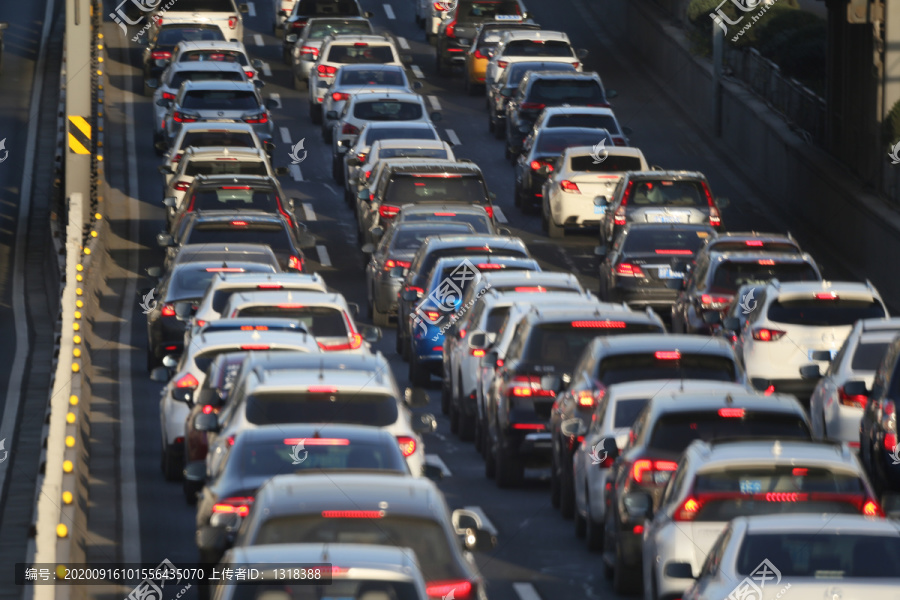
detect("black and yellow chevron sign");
top-left (67, 116), bottom-right (91, 155)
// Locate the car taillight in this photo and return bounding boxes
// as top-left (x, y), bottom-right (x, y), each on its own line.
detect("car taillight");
top-left (613, 205), bottom-right (626, 226)
top-left (244, 69), bottom-right (255, 79)
top-left (364, 170), bottom-right (372, 180)
top-left (576, 389), bottom-right (604, 408)
top-left (474, 49), bottom-right (486, 59)
top-left (718, 408), bottom-right (745, 418)
top-left (172, 152), bottom-right (183, 164)
top-left (342, 123), bottom-right (359, 135)
top-left (384, 259), bottom-right (411, 271)
top-left (507, 375), bottom-right (555, 398)
top-left (484, 205), bottom-right (494, 219)
top-left (300, 45), bottom-right (319, 57)
top-left (322, 510), bottom-right (383, 518)
top-left (529, 160), bottom-right (553, 172)
top-left (173, 181), bottom-right (190, 191)
top-left (752, 327), bottom-right (786, 342)
top-left (863, 499), bottom-right (882, 516)
top-left (288, 255), bottom-right (303, 272)
top-left (700, 294), bottom-right (731, 309)
top-left (838, 385), bottom-right (868, 409)
top-left (560, 180), bottom-right (580, 193)
top-left (151, 51), bottom-right (171, 60)
top-left (228, 16), bottom-right (237, 29)
top-left (332, 91), bottom-right (349, 102)
top-left (173, 111), bottom-right (197, 123)
top-left (673, 496), bottom-right (701, 522)
top-left (497, 60), bottom-right (508, 68)
top-left (161, 91), bottom-right (176, 101)
top-left (520, 102), bottom-right (546, 111)
top-left (379, 205), bottom-right (400, 219)
top-left (571, 61), bottom-right (580, 68)
top-left (404, 286), bottom-right (424, 297)
top-left (161, 303), bottom-right (176, 316)
top-left (244, 113), bottom-right (269, 124)
top-left (424, 311), bottom-right (441, 322)
top-left (426, 581), bottom-right (473, 600)
top-left (615, 263), bottom-right (644, 277)
top-left (175, 373), bottom-right (199, 389)
top-left (195, 319), bottom-right (206, 327)
top-left (211, 496), bottom-right (254, 517)
top-left (613, 138), bottom-right (627, 146)
top-left (631, 459), bottom-right (678, 486)
top-left (709, 205), bottom-right (722, 227)
top-left (356, 153), bottom-right (367, 164)
top-left (291, 19), bottom-right (307, 30)
top-left (471, 348), bottom-right (485, 357)
top-left (445, 19), bottom-right (457, 38)
top-left (397, 436), bottom-right (417, 457)
top-left (317, 64), bottom-right (337, 76)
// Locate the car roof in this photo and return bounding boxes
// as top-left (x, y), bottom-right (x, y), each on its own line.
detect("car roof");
top-left (192, 174), bottom-right (277, 186)
top-left (689, 439), bottom-right (862, 470)
top-left (501, 29), bottom-right (570, 42)
top-left (859, 317), bottom-right (900, 332)
top-left (507, 60), bottom-right (576, 72)
top-left (225, 543), bottom-right (421, 577)
top-left (541, 106), bottom-right (615, 117)
top-left (384, 160), bottom-right (483, 174)
top-left (351, 90), bottom-right (422, 102)
top-left (606, 380), bottom-right (749, 401)
top-left (536, 126), bottom-right (611, 137)
top-left (647, 390), bottom-right (805, 416)
top-left (324, 33), bottom-right (393, 44)
top-left (431, 255), bottom-right (538, 270)
top-left (590, 333), bottom-right (734, 355)
top-left (362, 121), bottom-right (436, 130)
top-left (477, 270), bottom-right (583, 288)
top-left (167, 61), bottom-right (246, 73)
top-left (198, 317), bottom-right (307, 333)
top-left (563, 145), bottom-right (645, 160)
top-left (525, 71), bottom-right (600, 82)
top-left (226, 290), bottom-right (349, 308)
top-left (738, 513), bottom-right (900, 535)
top-left (173, 243), bottom-right (278, 263)
top-left (765, 280), bottom-right (880, 299)
top-left (710, 251), bottom-right (815, 264)
top-left (240, 349), bottom-right (389, 378)
top-left (398, 203), bottom-right (488, 215)
top-left (523, 304), bottom-right (661, 323)
top-left (478, 21), bottom-right (540, 33)
top-left (168, 261), bottom-right (275, 276)
top-left (421, 234), bottom-right (528, 250)
top-left (178, 122), bottom-right (256, 133)
top-left (621, 222), bottom-right (715, 234)
top-left (182, 147), bottom-right (266, 160)
top-left (337, 63), bottom-right (405, 74)
top-left (206, 272), bottom-right (328, 289)
top-left (181, 80), bottom-right (257, 92)
top-left (306, 17), bottom-right (372, 25)
top-left (707, 231), bottom-right (797, 244)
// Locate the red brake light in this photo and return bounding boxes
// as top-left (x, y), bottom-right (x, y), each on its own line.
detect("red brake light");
top-left (425, 311), bottom-right (441, 322)
top-left (571, 61), bottom-right (580, 69)
top-left (613, 205), bottom-right (627, 226)
top-left (240, 344), bottom-right (270, 350)
top-left (151, 51), bottom-right (172, 60)
top-left (332, 91), bottom-right (349, 102)
top-left (718, 408), bottom-right (745, 418)
top-left (497, 60), bottom-right (508, 68)
top-left (244, 69), bottom-right (255, 79)
top-left (674, 497), bottom-right (701, 521)
top-left (322, 510), bottom-right (384, 518)
top-left (172, 152), bottom-right (183, 164)
top-left (379, 205), bottom-right (400, 219)
top-left (288, 255), bottom-right (303, 272)
top-left (161, 91), bottom-right (176, 101)
top-left (792, 468), bottom-right (808, 476)
top-left (211, 496), bottom-right (254, 517)
top-left (816, 292), bottom-right (839, 300)
top-left (507, 375), bottom-right (555, 399)
top-left (161, 303), bottom-right (176, 317)
top-left (244, 113), bottom-right (269, 124)
top-left (353, 42), bottom-right (368, 47)
top-left (571, 320), bottom-right (626, 328)
top-left (342, 123), bottom-right (359, 135)
top-left (700, 294), bottom-right (731, 309)
top-left (433, 1), bottom-right (450, 8)
top-left (308, 386), bottom-right (338, 393)
top-left (758, 259), bottom-right (775, 265)
top-left (863, 499), bottom-right (882, 517)
top-left (317, 64), bottom-right (338, 76)
top-left (838, 385), bottom-right (868, 409)
top-left (202, 404), bottom-right (215, 415)
top-left (511, 423), bottom-right (546, 430)
top-left (227, 16), bottom-right (237, 28)
top-left (654, 351), bottom-right (681, 360)
top-left (283, 438), bottom-right (349, 445)
top-left (301, 45), bottom-right (319, 57)
top-left (397, 436), bottom-right (417, 457)
top-left (173, 181), bottom-right (190, 191)
top-left (474, 49), bottom-right (486, 59)
top-left (239, 325), bottom-right (268, 331)
top-left (520, 102), bottom-right (546, 111)
top-left (426, 581), bottom-right (473, 600)
top-left (560, 180), bottom-right (580, 193)
top-left (631, 459), bottom-right (678, 485)
top-left (746, 240), bottom-right (764, 246)
top-left (484, 205), bottom-right (494, 219)
top-left (576, 389), bottom-right (603, 408)
top-left (476, 263), bottom-right (503, 269)
top-left (175, 373), bottom-right (199, 389)
top-left (433, 212), bottom-right (457, 216)
top-left (256, 284), bottom-right (283, 289)
top-left (655, 249), bottom-right (693, 255)
top-left (529, 160), bottom-right (553, 172)
top-left (752, 327), bottom-right (786, 342)
top-left (615, 263), bottom-right (644, 277)
top-left (514, 286), bottom-right (546, 292)
top-left (205, 268), bottom-right (245, 273)
top-left (231, 220), bottom-right (248, 226)
top-left (471, 349), bottom-right (485, 357)
top-left (445, 19), bottom-right (457, 38)
top-left (173, 111), bottom-right (197, 123)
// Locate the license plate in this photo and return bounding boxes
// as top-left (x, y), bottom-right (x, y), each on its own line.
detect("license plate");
top-left (495, 14), bottom-right (524, 20)
top-left (652, 215), bottom-right (683, 223)
top-left (740, 480), bottom-right (762, 494)
top-left (657, 267), bottom-right (684, 279)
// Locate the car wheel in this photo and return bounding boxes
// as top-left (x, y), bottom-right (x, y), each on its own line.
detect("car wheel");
top-left (395, 323), bottom-right (405, 355)
top-left (504, 141), bottom-right (514, 162)
top-left (283, 48), bottom-right (291, 65)
top-left (488, 115), bottom-right (495, 133)
top-left (548, 215), bottom-right (565, 239)
top-left (310, 102), bottom-right (323, 125)
top-left (560, 462), bottom-right (575, 519)
top-left (574, 509), bottom-right (587, 539)
top-left (495, 445), bottom-right (523, 488)
top-left (293, 73), bottom-right (304, 91)
top-left (435, 52), bottom-right (446, 75)
top-left (161, 444), bottom-right (181, 481)
top-left (613, 539), bottom-right (642, 595)
top-left (457, 391), bottom-right (476, 441)
top-left (147, 348), bottom-right (159, 372)
top-left (322, 124), bottom-right (333, 143)
top-left (494, 119), bottom-right (506, 140)
top-left (441, 375), bottom-right (452, 415)
top-left (143, 79), bottom-right (153, 97)
top-left (603, 508), bottom-right (616, 580)
top-left (484, 430), bottom-right (496, 479)
top-left (585, 495), bottom-right (604, 551)
top-left (415, 14), bottom-right (423, 27)
top-left (475, 414), bottom-right (485, 454)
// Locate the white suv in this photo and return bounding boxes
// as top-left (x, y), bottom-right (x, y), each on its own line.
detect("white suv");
top-left (727, 280), bottom-right (888, 401)
top-left (484, 30), bottom-right (586, 86)
top-left (151, 0), bottom-right (249, 42)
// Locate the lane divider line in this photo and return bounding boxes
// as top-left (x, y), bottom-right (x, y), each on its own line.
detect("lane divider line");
top-left (493, 206), bottom-right (508, 224)
top-left (269, 92), bottom-right (281, 108)
top-left (462, 505), bottom-right (498, 535)
top-left (261, 61), bottom-right (272, 77)
top-left (411, 65), bottom-right (425, 79)
top-left (445, 128), bottom-right (461, 146)
top-left (246, 1), bottom-right (256, 17)
top-left (424, 453), bottom-right (452, 477)
top-left (254, 34), bottom-right (264, 47)
top-left (302, 202), bottom-right (316, 221)
top-left (289, 164), bottom-right (303, 181)
top-left (397, 36), bottom-right (410, 50)
top-left (317, 245), bottom-right (332, 267)
top-left (384, 3), bottom-right (396, 19)
top-left (427, 94), bottom-right (442, 111)
top-left (279, 126), bottom-right (292, 144)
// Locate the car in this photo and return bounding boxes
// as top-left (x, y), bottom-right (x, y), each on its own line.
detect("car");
top-left (697, 230), bottom-right (803, 256)
top-left (331, 92), bottom-right (441, 183)
top-left (158, 80), bottom-right (276, 149)
top-left (159, 211), bottom-right (309, 273)
top-left (597, 223), bottom-right (716, 307)
top-left (434, 0), bottom-right (530, 74)
top-left (406, 255), bottom-right (542, 386)
top-left (198, 351), bottom-right (435, 485)
top-left (387, 203), bottom-right (496, 235)
top-left (599, 171), bottom-right (727, 245)
top-left (643, 438), bottom-right (882, 600)
top-left (194, 423), bottom-right (411, 534)
top-left (201, 473), bottom-right (495, 599)
top-left (364, 221), bottom-right (477, 327)
top-left (161, 122), bottom-right (272, 169)
top-left (321, 64), bottom-right (416, 140)
top-left (602, 389), bottom-right (813, 595)
top-left (709, 282), bottom-right (765, 345)
top-left (211, 544), bottom-right (431, 600)
top-left (505, 71), bottom-right (612, 158)
top-left (481, 305), bottom-right (667, 488)
top-left (151, 329), bottom-right (321, 480)
top-left (543, 146), bottom-right (649, 238)
top-left (287, 16), bottom-right (374, 76)
top-left (484, 29), bottom-right (586, 87)
top-left (442, 271), bottom-right (588, 437)
top-left (359, 160), bottom-right (496, 245)
top-left (487, 61), bottom-right (577, 138)
top-left (150, 62), bottom-right (251, 148)
top-left (513, 127), bottom-right (615, 212)
top-left (169, 40), bottom-right (263, 80)
top-left (682, 515), bottom-right (900, 600)
top-left (725, 280), bottom-right (888, 401)
top-left (145, 248), bottom-right (281, 369)
top-left (671, 251), bottom-right (822, 335)
top-left (858, 334), bottom-right (900, 493)
top-left (463, 20), bottom-right (541, 94)
top-left (350, 139), bottom-right (455, 207)
top-left (273, 0), bottom-right (299, 32)
top-left (219, 290), bottom-right (380, 352)
top-left (149, 0), bottom-right (249, 41)
top-left (282, 0), bottom-right (374, 60)
top-left (530, 106), bottom-right (630, 147)
top-left (308, 34), bottom-right (405, 122)
top-left (191, 271), bottom-right (329, 336)
top-left (142, 23), bottom-right (226, 94)
top-left (807, 318), bottom-right (900, 445)
top-left (159, 149), bottom-right (286, 222)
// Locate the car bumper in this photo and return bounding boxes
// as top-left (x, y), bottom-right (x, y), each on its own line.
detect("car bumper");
top-left (615, 286), bottom-right (680, 309)
top-left (502, 429), bottom-right (552, 458)
top-left (550, 195), bottom-right (606, 227)
top-left (162, 395), bottom-right (191, 446)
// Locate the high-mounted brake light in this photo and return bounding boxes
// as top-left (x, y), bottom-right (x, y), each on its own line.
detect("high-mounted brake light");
top-left (514, 286), bottom-right (546, 292)
top-left (746, 240), bottom-right (764, 246)
top-left (205, 267), bottom-right (245, 272)
top-left (792, 468), bottom-right (808, 476)
top-left (176, 373), bottom-right (199, 388)
top-left (231, 220), bottom-right (248, 226)
top-left (572, 320), bottom-right (626, 328)
top-left (477, 263), bottom-right (504, 269)
top-left (433, 212), bottom-right (457, 216)
top-left (615, 263), bottom-right (644, 277)
top-left (718, 408), bottom-right (745, 418)
top-left (322, 510), bottom-right (384, 518)
top-left (308, 386), bottom-right (338, 393)
top-left (256, 284), bottom-right (283, 289)
top-left (656, 249), bottom-right (693, 255)
top-left (397, 436), bottom-right (417, 457)
top-left (758, 259), bottom-right (775, 265)
top-left (283, 438), bottom-right (349, 445)
top-left (426, 581), bottom-right (473, 600)
top-left (816, 292), bottom-right (839, 300)
top-left (239, 325), bottom-right (269, 331)
top-left (654, 351), bottom-right (681, 360)
top-left (240, 344), bottom-right (270, 350)
top-left (277, 303), bottom-right (305, 309)
top-left (212, 496), bottom-right (253, 517)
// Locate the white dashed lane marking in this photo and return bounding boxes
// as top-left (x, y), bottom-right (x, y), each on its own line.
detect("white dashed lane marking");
top-left (424, 454), bottom-right (452, 477)
top-left (279, 127), bottom-right (292, 144)
top-left (427, 95), bottom-right (442, 111)
top-left (411, 65), bottom-right (425, 79)
top-left (246, 1), bottom-right (256, 16)
top-left (493, 206), bottom-right (508, 223)
top-left (512, 583), bottom-right (541, 600)
top-left (445, 128), bottom-right (461, 146)
top-left (302, 202), bottom-right (316, 221)
top-left (269, 92), bottom-right (281, 108)
top-left (317, 245), bottom-right (332, 267)
top-left (397, 36), bottom-right (410, 50)
top-left (289, 164), bottom-right (303, 181)
top-left (383, 3), bottom-right (396, 19)
top-left (253, 34), bottom-right (264, 46)
top-left (261, 61), bottom-right (272, 77)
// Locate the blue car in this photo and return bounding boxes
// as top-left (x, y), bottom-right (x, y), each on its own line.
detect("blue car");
top-left (407, 255), bottom-right (541, 385)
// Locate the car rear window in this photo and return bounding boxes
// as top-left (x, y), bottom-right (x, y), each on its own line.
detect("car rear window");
top-left (308, 21), bottom-right (372, 39)
top-left (188, 188), bottom-right (279, 211)
top-left (296, 0), bottom-right (362, 16)
top-left (570, 155), bottom-right (643, 172)
top-left (186, 222), bottom-right (292, 252)
top-left (157, 26), bottom-right (225, 46)
top-left (528, 80), bottom-right (604, 104)
top-left (710, 261), bottom-right (820, 292)
top-left (166, 0), bottom-right (235, 11)
top-left (228, 581), bottom-right (420, 600)
top-left (622, 228), bottom-right (711, 255)
top-left (767, 298), bottom-right (886, 327)
top-left (648, 411), bottom-right (811, 453)
top-left (737, 533), bottom-right (900, 578)
top-left (506, 62), bottom-right (576, 86)
top-left (171, 264), bottom-right (273, 298)
top-left (597, 353), bottom-right (737, 385)
top-left (399, 213), bottom-right (489, 233)
top-left (614, 398), bottom-right (649, 428)
top-left (364, 127), bottom-right (437, 145)
top-left (239, 438), bottom-right (406, 475)
top-left (630, 180), bottom-right (706, 207)
top-left (182, 90), bottom-right (260, 111)
top-left (390, 225), bottom-right (472, 251)
top-left (326, 44), bottom-right (395, 64)
top-left (353, 101), bottom-right (423, 121)
top-left (547, 113), bottom-right (619, 133)
top-left (458, 0), bottom-right (523, 21)
top-left (377, 148), bottom-right (448, 160)
top-left (536, 130), bottom-right (612, 155)
top-left (505, 39), bottom-right (573, 57)
top-left (181, 131), bottom-right (256, 148)
top-left (179, 50), bottom-right (249, 65)
top-left (851, 341), bottom-right (891, 371)
top-left (687, 466), bottom-right (865, 521)
top-left (254, 515), bottom-right (455, 579)
top-left (183, 160), bottom-right (268, 177)
top-left (245, 391), bottom-right (399, 427)
top-left (520, 322), bottom-right (664, 369)
top-left (170, 69), bottom-right (245, 89)
top-left (385, 174), bottom-right (488, 206)
top-left (236, 306), bottom-right (348, 337)
top-left (338, 67), bottom-right (404, 85)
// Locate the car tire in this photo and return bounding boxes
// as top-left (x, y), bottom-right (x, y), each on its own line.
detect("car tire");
top-left (283, 48), bottom-right (291, 65)
top-left (143, 79), bottom-right (153, 97)
top-left (603, 508), bottom-right (616, 580)
top-left (310, 102), bottom-right (323, 125)
top-left (475, 415), bottom-right (485, 454)
top-left (488, 115), bottom-right (495, 133)
top-left (322, 124), bottom-right (333, 143)
top-left (613, 540), bottom-right (642, 595)
top-left (441, 376), bottom-right (452, 415)
top-left (494, 119), bottom-right (505, 140)
top-left (147, 348), bottom-right (159, 372)
top-left (574, 509), bottom-right (587, 539)
top-left (495, 445), bottom-right (523, 488)
top-left (332, 154), bottom-right (344, 184)
top-left (504, 141), bottom-right (514, 162)
top-left (435, 52), bottom-right (446, 76)
top-left (457, 402), bottom-right (476, 441)
top-left (161, 444), bottom-right (181, 481)
top-left (548, 216), bottom-right (565, 239)
top-left (409, 351), bottom-right (430, 387)
top-left (293, 74), bottom-right (304, 91)
top-left (585, 499), bottom-right (604, 551)
top-left (182, 478), bottom-right (200, 505)
top-left (560, 464), bottom-right (575, 519)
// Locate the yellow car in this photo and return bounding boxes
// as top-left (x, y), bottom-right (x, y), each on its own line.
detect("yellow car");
top-left (465, 21), bottom-right (539, 95)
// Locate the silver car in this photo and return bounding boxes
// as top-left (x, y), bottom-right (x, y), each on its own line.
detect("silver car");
top-left (349, 139), bottom-right (455, 207)
top-left (287, 17), bottom-right (375, 84)
top-left (320, 63), bottom-right (416, 140)
top-left (149, 0), bottom-right (249, 42)
top-left (343, 121), bottom-right (441, 197)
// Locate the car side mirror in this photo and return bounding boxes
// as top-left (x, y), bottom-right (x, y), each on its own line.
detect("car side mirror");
top-left (536, 165), bottom-right (550, 176)
top-left (183, 461), bottom-right (207, 483)
top-left (423, 463), bottom-right (444, 480)
top-left (326, 110), bottom-right (339, 120)
top-left (593, 195), bottom-right (608, 207)
top-left (401, 54), bottom-right (413, 64)
top-left (155, 98), bottom-right (170, 107)
top-left (360, 324), bottom-right (381, 343)
top-left (606, 89), bottom-right (618, 100)
top-left (404, 387), bottom-right (430, 408)
top-left (336, 139), bottom-right (350, 153)
top-left (481, 350), bottom-right (499, 368)
top-left (400, 289), bottom-right (419, 302)
top-left (251, 59), bottom-right (264, 70)
top-left (702, 311), bottom-right (721, 325)
top-left (594, 245), bottom-right (607, 257)
top-left (560, 417), bottom-right (587, 438)
top-left (389, 266), bottom-right (404, 278)
top-left (173, 387), bottom-right (194, 404)
top-left (716, 197), bottom-right (730, 208)
top-left (365, 10), bottom-right (374, 17)
top-left (464, 528), bottom-right (497, 552)
top-left (162, 196), bottom-right (177, 208)
top-left (347, 155), bottom-right (361, 166)
top-left (156, 232), bottom-right (175, 247)
top-left (361, 243), bottom-right (375, 254)
top-left (285, 33), bottom-right (298, 43)
top-left (145, 266), bottom-right (162, 278)
top-left (263, 140), bottom-right (275, 157)
top-left (154, 141), bottom-right (168, 153)
top-left (622, 126), bottom-right (633, 136)
top-left (497, 226), bottom-right (511, 236)
top-left (369, 225), bottom-right (384, 240)
top-left (274, 166), bottom-right (289, 176)
top-left (254, 79), bottom-right (266, 89)
top-left (196, 524), bottom-right (232, 556)
top-left (150, 367), bottom-right (171, 382)
top-left (622, 491), bottom-right (652, 521)
top-left (193, 412), bottom-right (219, 432)
top-left (358, 188), bottom-right (371, 201)
top-left (722, 317), bottom-right (740, 332)
top-left (265, 97), bottom-right (279, 110)
top-left (666, 563), bottom-right (696, 580)
top-left (412, 413), bottom-right (437, 434)
top-left (799, 364), bottom-right (822, 380)
top-left (467, 332), bottom-right (488, 350)
top-left (158, 165), bottom-right (173, 175)
top-left (576, 48), bottom-right (589, 59)
top-left (841, 380), bottom-right (869, 397)
top-left (430, 111), bottom-right (443, 123)
top-left (174, 301), bottom-right (194, 322)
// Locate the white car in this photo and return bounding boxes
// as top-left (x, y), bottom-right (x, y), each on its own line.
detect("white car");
top-left (728, 280), bottom-right (888, 401)
top-left (320, 64), bottom-right (416, 140)
top-left (169, 40), bottom-right (262, 80)
top-left (288, 17), bottom-right (375, 85)
top-left (272, 0), bottom-right (298, 32)
top-left (644, 437), bottom-right (881, 600)
top-left (531, 106), bottom-right (631, 147)
top-left (349, 138), bottom-right (455, 207)
top-left (308, 34), bottom-right (405, 123)
top-left (484, 29), bottom-right (586, 87)
top-left (162, 122), bottom-right (269, 170)
top-left (541, 146), bottom-right (648, 238)
top-left (683, 514), bottom-right (900, 600)
top-left (807, 317), bottom-right (900, 445)
top-left (150, 0), bottom-right (249, 42)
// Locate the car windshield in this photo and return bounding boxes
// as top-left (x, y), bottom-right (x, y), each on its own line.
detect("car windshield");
top-left (167, 0), bottom-right (235, 10)
top-left (647, 412), bottom-right (811, 453)
top-left (528, 80), bottom-right (604, 104)
top-left (183, 161), bottom-right (268, 177)
top-left (458, 0), bottom-right (523, 20)
top-left (504, 39), bottom-right (573, 57)
top-left (364, 127), bottom-right (436, 145)
top-left (189, 187), bottom-right (278, 209)
top-left (326, 44), bottom-right (395, 64)
top-left (308, 22), bottom-right (372, 39)
top-left (377, 148), bottom-right (448, 160)
top-left (767, 298), bottom-right (886, 327)
top-left (536, 131), bottom-right (612, 155)
top-left (622, 228), bottom-right (711, 254)
top-left (384, 174), bottom-right (488, 205)
top-left (547, 113), bottom-right (619, 132)
top-left (235, 306), bottom-right (348, 337)
top-left (597, 353), bottom-right (737, 384)
top-left (710, 261), bottom-right (820, 292)
top-left (245, 391), bottom-right (399, 427)
top-left (254, 515), bottom-right (455, 579)
top-left (179, 50), bottom-right (249, 66)
top-left (157, 27), bottom-right (225, 46)
top-left (180, 131), bottom-right (256, 148)
top-left (181, 90), bottom-right (260, 111)
top-left (338, 67), bottom-right (405, 85)
top-left (687, 466), bottom-right (865, 521)
top-left (736, 533), bottom-right (900, 578)
top-left (399, 213), bottom-right (490, 233)
top-left (296, 0), bottom-right (362, 16)
top-left (506, 63), bottom-right (575, 86)
top-left (851, 341), bottom-right (891, 370)
top-left (570, 155), bottom-right (643, 172)
top-left (390, 225), bottom-right (473, 251)
top-left (186, 222), bottom-right (292, 252)
top-left (170, 69), bottom-right (245, 88)
top-left (227, 580), bottom-right (421, 600)
top-left (353, 101), bottom-right (423, 121)
top-left (239, 438), bottom-right (406, 475)
top-left (614, 398), bottom-right (649, 428)
top-left (520, 322), bottom-right (663, 369)
top-left (170, 265), bottom-right (273, 298)
top-left (631, 180), bottom-right (707, 207)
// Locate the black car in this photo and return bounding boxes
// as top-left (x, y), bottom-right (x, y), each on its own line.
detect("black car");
top-left (513, 127), bottom-right (614, 212)
top-left (488, 61), bottom-right (576, 139)
top-left (282, 0), bottom-right (373, 60)
top-left (482, 307), bottom-right (666, 488)
top-left (145, 258), bottom-right (278, 369)
top-left (142, 23), bottom-right (225, 94)
top-left (504, 71), bottom-right (611, 158)
top-left (858, 336), bottom-right (900, 493)
top-left (434, 0), bottom-right (530, 74)
top-left (597, 223), bottom-right (716, 308)
top-left (159, 211), bottom-right (310, 273)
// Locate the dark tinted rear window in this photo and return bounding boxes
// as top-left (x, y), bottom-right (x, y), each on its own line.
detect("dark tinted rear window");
top-left (338, 67), bottom-right (405, 85)
top-left (181, 131), bottom-right (255, 148)
top-left (296, 0), bottom-right (362, 16)
top-left (711, 261), bottom-right (820, 292)
top-left (536, 130), bottom-right (612, 155)
top-left (458, 0), bottom-right (523, 21)
top-left (570, 155), bottom-right (644, 172)
top-left (326, 44), bottom-right (395, 64)
top-left (353, 101), bottom-right (423, 121)
top-left (245, 392), bottom-right (399, 426)
top-left (547, 114), bottom-right (619, 133)
top-left (182, 90), bottom-right (259, 111)
top-left (183, 160), bottom-right (268, 177)
top-left (171, 264), bottom-right (273, 298)
top-left (505, 40), bottom-right (573, 57)
top-left (189, 187), bottom-right (277, 209)
top-left (385, 174), bottom-right (488, 206)
top-left (170, 69), bottom-right (245, 89)
top-left (179, 50), bottom-right (248, 66)
top-left (239, 438), bottom-right (406, 475)
top-left (851, 342), bottom-right (891, 371)
top-left (648, 412), bottom-right (810, 453)
top-left (528, 80), bottom-right (604, 104)
top-left (377, 148), bottom-right (448, 160)
top-left (157, 26), bottom-right (225, 46)
top-left (235, 306), bottom-right (348, 337)
top-left (521, 322), bottom-right (663, 368)
top-left (767, 298), bottom-right (886, 326)
top-left (622, 228), bottom-right (711, 254)
top-left (614, 398), bottom-right (649, 428)
top-left (737, 533), bottom-right (900, 578)
top-left (390, 225), bottom-right (471, 250)
top-left (597, 353), bottom-right (737, 385)
top-left (364, 127), bottom-right (436, 145)
top-left (486, 307), bottom-right (510, 333)
top-left (186, 222), bottom-right (292, 252)
top-left (630, 180), bottom-right (705, 207)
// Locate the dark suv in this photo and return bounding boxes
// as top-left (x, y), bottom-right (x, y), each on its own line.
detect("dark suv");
top-left (435, 0), bottom-right (530, 74)
top-left (282, 0), bottom-right (372, 56)
top-left (858, 336), bottom-right (900, 493)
